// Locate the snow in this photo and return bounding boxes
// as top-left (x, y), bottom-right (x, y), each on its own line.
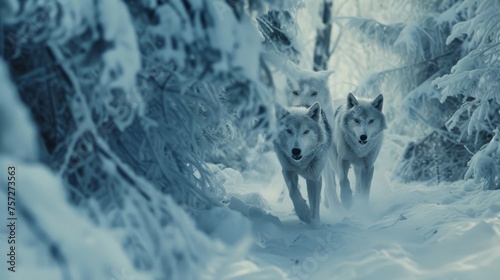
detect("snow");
top-left (465, 128), bottom-right (500, 190)
top-left (209, 0), bottom-right (263, 82)
top-left (98, 0), bottom-right (141, 91)
top-left (0, 157), bottom-right (149, 280)
top-left (0, 60), bottom-right (38, 161)
top-left (2, 1), bottom-right (500, 279)
top-left (216, 139), bottom-right (500, 279)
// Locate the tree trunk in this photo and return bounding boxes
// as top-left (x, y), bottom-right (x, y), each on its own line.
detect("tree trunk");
top-left (313, 0), bottom-right (333, 71)
top-left (0, 21), bottom-right (4, 58)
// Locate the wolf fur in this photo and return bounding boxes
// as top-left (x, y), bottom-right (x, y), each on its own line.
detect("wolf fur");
top-left (286, 70), bottom-right (334, 114)
top-left (330, 93), bottom-right (386, 208)
top-left (285, 70), bottom-right (339, 209)
top-left (274, 102), bottom-right (332, 224)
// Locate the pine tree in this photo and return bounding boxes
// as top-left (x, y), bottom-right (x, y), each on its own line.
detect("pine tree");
top-left (344, 0), bottom-right (500, 187)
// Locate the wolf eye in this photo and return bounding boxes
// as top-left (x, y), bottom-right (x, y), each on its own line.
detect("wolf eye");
top-left (304, 130), bottom-right (310, 135)
top-left (286, 129), bottom-right (293, 134)
top-left (354, 119), bottom-right (360, 124)
top-left (293, 91), bottom-right (299, 96)
top-left (369, 119), bottom-right (374, 124)
top-left (311, 91), bottom-right (317, 96)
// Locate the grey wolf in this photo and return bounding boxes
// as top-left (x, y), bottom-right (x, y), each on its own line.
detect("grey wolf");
top-left (274, 102), bottom-right (332, 224)
top-left (285, 70), bottom-right (339, 208)
top-left (286, 70), bottom-right (334, 114)
top-left (330, 93), bottom-right (386, 208)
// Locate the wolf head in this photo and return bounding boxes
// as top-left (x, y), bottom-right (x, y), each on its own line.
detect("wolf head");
top-left (286, 70), bottom-right (333, 110)
top-left (275, 102), bottom-right (327, 163)
top-left (343, 93), bottom-right (387, 146)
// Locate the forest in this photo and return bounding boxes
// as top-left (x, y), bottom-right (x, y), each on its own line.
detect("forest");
top-left (1, 0), bottom-right (500, 279)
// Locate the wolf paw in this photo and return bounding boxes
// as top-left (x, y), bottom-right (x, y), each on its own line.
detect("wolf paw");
top-left (310, 217), bottom-right (320, 227)
top-left (323, 196), bottom-right (330, 208)
top-left (341, 193), bottom-right (352, 209)
top-left (294, 200), bottom-right (312, 223)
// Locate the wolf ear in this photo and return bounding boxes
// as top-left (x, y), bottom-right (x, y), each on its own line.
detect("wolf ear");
top-left (372, 94), bottom-right (384, 111)
top-left (347, 92), bottom-right (358, 109)
top-left (318, 70), bottom-right (335, 81)
top-left (275, 104), bottom-right (289, 120)
top-left (307, 102), bottom-right (321, 122)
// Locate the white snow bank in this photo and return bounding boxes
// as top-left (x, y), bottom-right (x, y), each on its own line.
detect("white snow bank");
top-left (0, 60), bottom-right (38, 161)
top-left (218, 260), bottom-right (287, 280)
top-left (0, 157), bottom-right (148, 280)
top-left (196, 206), bottom-right (252, 247)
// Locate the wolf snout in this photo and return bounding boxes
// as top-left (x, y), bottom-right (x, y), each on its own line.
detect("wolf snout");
top-left (291, 148), bottom-right (302, 160)
top-left (359, 134), bottom-right (368, 144)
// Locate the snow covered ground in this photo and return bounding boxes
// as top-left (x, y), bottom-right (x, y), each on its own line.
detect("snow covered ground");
top-left (214, 140), bottom-right (500, 280)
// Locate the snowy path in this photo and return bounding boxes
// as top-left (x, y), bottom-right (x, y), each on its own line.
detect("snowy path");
top-left (215, 144), bottom-right (500, 279)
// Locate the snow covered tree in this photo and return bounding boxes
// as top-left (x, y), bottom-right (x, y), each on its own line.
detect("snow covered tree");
top-left (433, 0), bottom-right (500, 189)
top-left (0, 0), bottom-right (302, 278)
top-left (341, 0), bottom-right (500, 187)
top-left (313, 0), bottom-right (333, 71)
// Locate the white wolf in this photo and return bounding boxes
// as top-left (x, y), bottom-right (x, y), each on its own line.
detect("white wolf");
top-left (286, 70), bottom-right (334, 114)
top-left (274, 102), bottom-right (332, 224)
top-left (330, 93), bottom-right (386, 208)
top-left (285, 70), bottom-right (339, 208)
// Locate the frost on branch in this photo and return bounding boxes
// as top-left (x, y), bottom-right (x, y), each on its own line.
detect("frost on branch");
top-left (465, 128), bottom-right (500, 190)
top-left (258, 9), bottom-right (301, 64)
top-left (1, 0), bottom-right (297, 278)
top-left (433, 0), bottom-right (500, 136)
top-left (347, 0), bottom-right (500, 185)
top-left (432, 0), bottom-right (500, 186)
top-left (347, 2), bottom-right (464, 183)
top-left (0, 57), bottom-right (146, 279)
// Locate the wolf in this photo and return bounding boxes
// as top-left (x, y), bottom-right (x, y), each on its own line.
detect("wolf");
top-left (285, 70), bottom-right (340, 208)
top-left (274, 102), bottom-right (332, 224)
top-left (286, 70), bottom-right (334, 114)
top-left (330, 93), bottom-right (386, 208)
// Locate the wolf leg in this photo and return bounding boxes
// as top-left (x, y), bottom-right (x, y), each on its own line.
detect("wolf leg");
top-left (337, 159), bottom-right (352, 209)
top-left (355, 165), bottom-right (374, 203)
top-left (323, 157), bottom-right (339, 208)
top-left (283, 170), bottom-right (311, 223)
top-left (307, 177), bottom-right (322, 224)
top-left (354, 165), bottom-right (362, 195)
